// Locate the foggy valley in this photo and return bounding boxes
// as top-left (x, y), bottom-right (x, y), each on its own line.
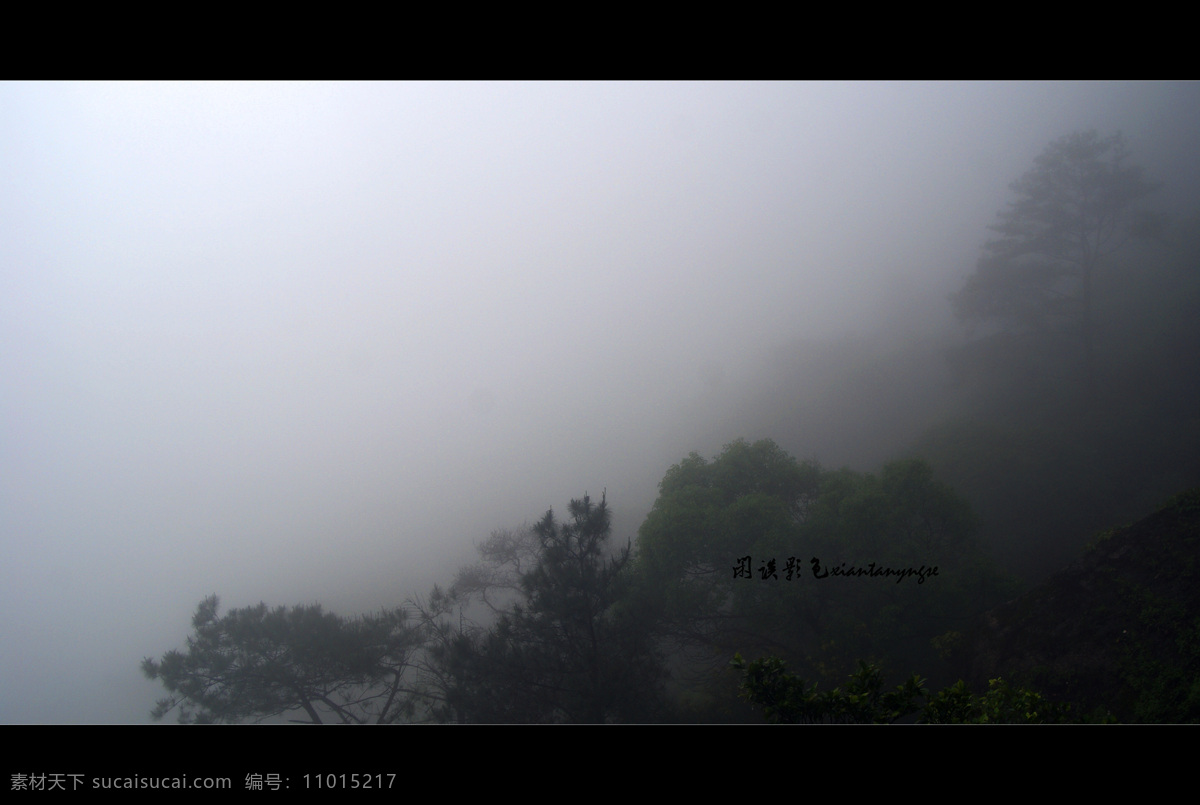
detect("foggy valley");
top-left (3, 81), bottom-right (1199, 724)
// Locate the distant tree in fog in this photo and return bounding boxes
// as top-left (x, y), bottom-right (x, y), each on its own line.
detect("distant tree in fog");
top-left (952, 130), bottom-right (1159, 399)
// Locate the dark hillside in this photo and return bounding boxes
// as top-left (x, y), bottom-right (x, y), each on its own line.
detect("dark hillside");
top-left (950, 489), bottom-right (1200, 722)
top-left (910, 214), bottom-right (1200, 581)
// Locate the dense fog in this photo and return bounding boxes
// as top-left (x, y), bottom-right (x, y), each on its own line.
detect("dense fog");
top-left (3, 81), bottom-right (1198, 722)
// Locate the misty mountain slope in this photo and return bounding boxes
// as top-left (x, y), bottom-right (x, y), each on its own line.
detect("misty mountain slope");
top-left (740, 330), bottom-right (965, 472)
top-left (702, 215), bottom-right (1200, 588)
top-left (949, 489), bottom-right (1200, 722)
top-left (906, 215), bottom-right (1200, 581)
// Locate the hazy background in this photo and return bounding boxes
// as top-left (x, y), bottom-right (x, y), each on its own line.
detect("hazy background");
top-left (3, 81), bottom-right (1198, 723)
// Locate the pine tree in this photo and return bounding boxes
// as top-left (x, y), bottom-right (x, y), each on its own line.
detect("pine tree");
top-left (953, 130), bottom-right (1159, 399)
top-left (142, 596), bottom-right (418, 723)
top-left (432, 493), bottom-right (667, 723)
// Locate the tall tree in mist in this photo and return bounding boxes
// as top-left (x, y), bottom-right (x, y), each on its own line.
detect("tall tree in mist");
top-left (426, 492), bottom-right (666, 723)
top-left (952, 130), bottom-right (1159, 400)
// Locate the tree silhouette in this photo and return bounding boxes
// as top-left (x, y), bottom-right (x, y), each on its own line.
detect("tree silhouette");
top-left (427, 493), bottom-right (667, 723)
top-left (142, 596), bottom-right (419, 723)
top-left (952, 130), bottom-right (1159, 399)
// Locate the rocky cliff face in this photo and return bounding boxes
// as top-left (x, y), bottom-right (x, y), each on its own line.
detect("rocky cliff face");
top-left (952, 489), bottom-right (1200, 721)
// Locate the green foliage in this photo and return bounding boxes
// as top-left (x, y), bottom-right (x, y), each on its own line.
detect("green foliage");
top-left (734, 655), bottom-right (1076, 723)
top-left (732, 654), bottom-right (926, 724)
top-left (1110, 536), bottom-right (1200, 723)
top-left (633, 439), bottom-right (1008, 687)
top-left (142, 596), bottom-right (418, 723)
top-left (921, 677), bottom-right (1076, 724)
